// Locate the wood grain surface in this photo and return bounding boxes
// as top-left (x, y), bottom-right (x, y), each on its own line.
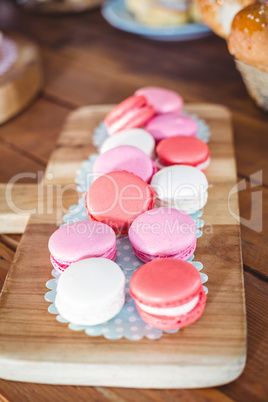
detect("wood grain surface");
top-left (0, 1), bottom-right (267, 400)
top-left (0, 104), bottom-right (246, 388)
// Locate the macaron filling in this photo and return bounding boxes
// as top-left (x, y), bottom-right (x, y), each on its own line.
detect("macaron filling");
top-left (136, 295), bottom-right (199, 317)
top-left (156, 156), bottom-right (210, 171)
top-left (129, 259), bottom-right (207, 330)
top-left (50, 243), bottom-right (117, 273)
top-left (105, 95), bottom-right (154, 135)
top-left (156, 136), bottom-right (210, 170)
top-left (131, 239), bottom-right (196, 263)
top-left (155, 191), bottom-right (208, 213)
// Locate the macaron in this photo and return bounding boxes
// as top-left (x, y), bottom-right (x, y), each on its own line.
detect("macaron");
top-left (129, 259), bottom-right (206, 330)
top-left (104, 95), bottom-right (155, 135)
top-left (100, 128), bottom-right (155, 158)
top-left (145, 112), bottom-right (198, 143)
top-left (55, 258), bottom-right (125, 326)
top-left (85, 171), bottom-right (155, 235)
top-left (129, 207), bottom-right (196, 263)
top-left (151, 165), bottom-right (208, 214)
top-left (48, 220), bottom-right (117, 273)
top-left (156, 136), bottom-right (210, 171)
top-left (93, 145), bottom-right (156, 183)
top-left (135, 86), bottom-right (183, 114)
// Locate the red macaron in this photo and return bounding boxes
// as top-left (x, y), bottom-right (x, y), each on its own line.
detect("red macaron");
top-left (104, 95), bottom-right (155, 135)
top-left (130, 259), bottom-right (206, 330)
top-left (85, 171), bottom-right (155, 235)
top-left (156, 136), bottom-right (210, 171)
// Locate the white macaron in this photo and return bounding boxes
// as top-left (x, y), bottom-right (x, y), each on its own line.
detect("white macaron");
top-left (55, 258), bottom-right (125, 326)
top-left (100, 128), bottom-right (155, 158)
top-left (151, 165), bottom-right (208, 214)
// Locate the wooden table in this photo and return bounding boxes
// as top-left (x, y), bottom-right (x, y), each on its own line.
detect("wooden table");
top-left (0, 1), bottom-right (267, 401)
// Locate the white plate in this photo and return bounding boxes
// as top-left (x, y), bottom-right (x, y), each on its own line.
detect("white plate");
top-left (101, 0), bottom-right (211, 41)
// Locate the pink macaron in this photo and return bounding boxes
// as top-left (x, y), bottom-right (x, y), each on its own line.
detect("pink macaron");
top-left (156, 136), bottom-right (210, 171)
top-left (93, 145), bottom-right (157, 183)
top-left (135, 86), bottom-right (183, 114)
top-left (129, 207), bottom-right (196, 263)
top-left (85, 171), bottom-right (155, 235)
top-left (130, 258), bottom-right (206, 330)
top-left (48, 220), bottom-right (117, 273)
top-left (104, 95), bottom-right (155, 135)
top-left (145, 112), bottom-right (198, 143)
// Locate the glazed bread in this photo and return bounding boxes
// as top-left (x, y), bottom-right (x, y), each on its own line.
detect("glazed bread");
top-left (197, 0), bottom-right (256, 38)
top-left (228, 1), bottom-right (268, 72)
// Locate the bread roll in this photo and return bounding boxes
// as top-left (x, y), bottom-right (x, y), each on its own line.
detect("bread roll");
top-left (228, 1), bottom-right (268, 111)
top-left (197, 0), bottom-right (256, 38)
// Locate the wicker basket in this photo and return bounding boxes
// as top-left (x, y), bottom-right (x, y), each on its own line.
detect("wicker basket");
top-left (235, 59), bottom-right (268, 112)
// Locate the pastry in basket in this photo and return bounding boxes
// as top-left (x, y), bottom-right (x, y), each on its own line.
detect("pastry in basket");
top-left (93, 145), bottom-right (156, 183)
top-left (151, 165), bottom-right (208, 213)
top-left (228, 1), bottom-right (268, 111)
top-left (55, 258), bottom-right (125, 326)
top-left (129, 207), bottom-right (197, 263)
top-left (130, 258), bottom-right (206, 330)
top-left (85, 171), bottom-right (155, 235)
top-left (197, 0), bottom-right (257, 38)
top-left (100, 128), bottom-right (155, 158)
top-left (156, 136), bottom-right (210, 170)
top-left (48, 220), bottom-right (117, 273)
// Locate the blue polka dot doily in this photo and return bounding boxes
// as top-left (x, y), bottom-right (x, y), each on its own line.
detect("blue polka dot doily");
top-left (45, 235), bottom-right (208, 341)
top-left (45, 133), bottom-right (209, 341)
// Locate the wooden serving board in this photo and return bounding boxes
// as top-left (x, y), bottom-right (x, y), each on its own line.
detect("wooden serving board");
top-left (0, 104), bottom-right (246, 388)
top-left (0, 35), bottom-right (43, 125)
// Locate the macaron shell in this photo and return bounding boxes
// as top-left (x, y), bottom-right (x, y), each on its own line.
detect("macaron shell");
top-left (93, 145), bottom-right (156, 183)
top-left (85, 171), bottom-right (155, 234)
top-left (104, 95), bottom-right (155, 135)
top-left (104, 95), bottom-right (147, 127)
top-left (136, 288), bottom-right (206, 330)
top-left (48, 220), bottom-right (116, 262)
top-left (55, 258), bottom-right (125, 326)
top-left (129, 207), bottom-right (196, 261)
top-left (146, 113), bottom-right (198, 143)
top-left (129, 259), bottom-right (203, 308)
top-left (156, 136), bottom-right (210, 168)
top-left (50, 242), bottom-right (117, 274)
top-left (151, 165), bottom-right (208, 202)
top-left (100, 128), bottom-right (155, 158)
top-left (135, 87), bottom-right (183, 114)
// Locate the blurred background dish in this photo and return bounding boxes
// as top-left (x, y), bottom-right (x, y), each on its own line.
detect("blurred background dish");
top-left (16, 0), bottom-right (106, 13)
top-left (102, 0), bottom-right (211, 41)
top-left (125, 0), bottom-right (201, 26)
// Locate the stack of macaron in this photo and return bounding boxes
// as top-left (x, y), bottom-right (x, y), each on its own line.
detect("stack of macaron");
top-left (48, 86), bottom-right (210, 332)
